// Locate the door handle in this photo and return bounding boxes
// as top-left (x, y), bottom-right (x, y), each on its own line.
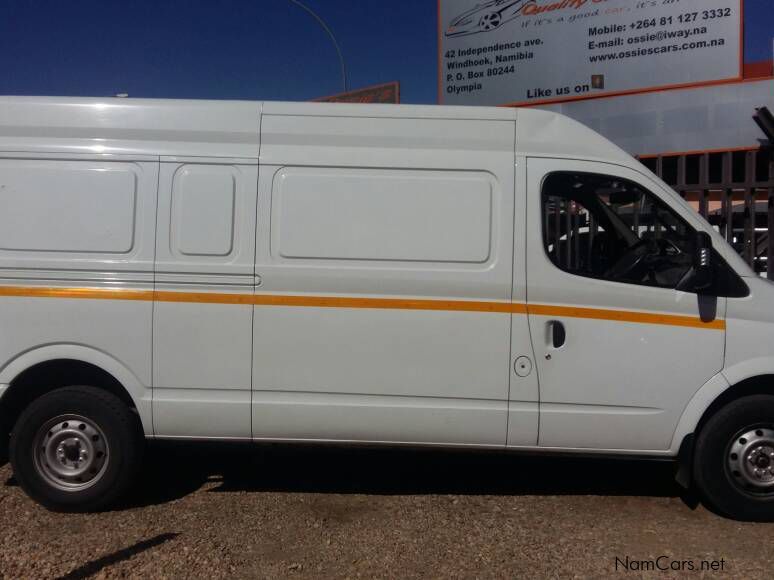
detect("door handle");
top-left (547, 320), bottom-right (566, 349)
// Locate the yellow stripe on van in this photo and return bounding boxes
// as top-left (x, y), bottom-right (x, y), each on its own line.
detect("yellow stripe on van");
top-left (154, 290), bottom-right (255, 305)
top-left (251, 294), bottom-right (522, 313)
top-left (0, 285), bottom-right (154, 301)
top-left (0, 285), bottom-right (724, 329)
top-left (527, 304), bottom-right (726, 330)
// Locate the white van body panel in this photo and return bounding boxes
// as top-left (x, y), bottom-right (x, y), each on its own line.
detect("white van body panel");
top-left (0, 146), bottom-right (157, 436)
top-left (260, 100), bottom-right (518, 121)
top-left (273, 167), bottom-right (493, 263)
top-left (0, 96), bottom-right (260, 158)
top-left (0, 96), bottom-right (770, 461)
top-left (0, 155), bottom-right (158, 274)
top-left (670, 372), bottom-right (731, 454)
top-left (252, 108), bottom-right (535, 446)
top-left (514, 108), bottom-right (635, 166)
top-left (152, 160), bottom-right (258, 439)
top-left (722, 277), bottom-right (774, 384)
top-left (670, 276), bottom-right (774, 452)
top-left (0, 160), bottom-right (136, 253)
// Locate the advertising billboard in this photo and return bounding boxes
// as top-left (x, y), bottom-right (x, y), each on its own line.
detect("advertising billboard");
top-left (439, 0), bottom-right (743, 106)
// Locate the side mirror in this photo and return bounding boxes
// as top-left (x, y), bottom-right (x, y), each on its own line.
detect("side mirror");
top-left (693, 231), bottom-right (713, 290)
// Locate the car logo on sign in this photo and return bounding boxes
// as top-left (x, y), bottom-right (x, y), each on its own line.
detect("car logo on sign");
top-left (445, 0), bottom-right (535, 37)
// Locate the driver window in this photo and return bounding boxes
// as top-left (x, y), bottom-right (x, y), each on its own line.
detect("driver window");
top-left (542, 171), bottom-right (695, 289)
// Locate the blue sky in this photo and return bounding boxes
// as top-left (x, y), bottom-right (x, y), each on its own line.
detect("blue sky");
top-left (0, 0), bottom-right (771, 103)
top-left (744, 0), bottom-right (774, 62)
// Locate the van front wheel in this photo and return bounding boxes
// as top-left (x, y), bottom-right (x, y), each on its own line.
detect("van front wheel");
top-left (9, 386), bottom-right (142, 512)
top-left (694, 395), bottom-right (774, 521)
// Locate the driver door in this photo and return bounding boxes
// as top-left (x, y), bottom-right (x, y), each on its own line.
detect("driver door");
top-left (526, 158), bottom-right (725, 452)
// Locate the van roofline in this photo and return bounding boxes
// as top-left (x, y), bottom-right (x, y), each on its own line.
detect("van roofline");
top-left (0, 95), bottom-right (519, 121)
top-left (0, 95), bottom-right (634, 165)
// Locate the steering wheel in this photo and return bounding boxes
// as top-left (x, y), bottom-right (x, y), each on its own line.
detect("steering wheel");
top-left (604, 239), bottom-right (658, 281)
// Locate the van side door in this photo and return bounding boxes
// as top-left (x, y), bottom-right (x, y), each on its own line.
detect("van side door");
top-left (526, 157), bottom-right (726, 452)
top-left (251, 110), bottom-right (534, 446)
top-left (152, 159), bottom-right (258, 438)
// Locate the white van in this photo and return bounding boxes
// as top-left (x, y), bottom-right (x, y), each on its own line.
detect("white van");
top-left (0, 96), bottom-right (772, 520)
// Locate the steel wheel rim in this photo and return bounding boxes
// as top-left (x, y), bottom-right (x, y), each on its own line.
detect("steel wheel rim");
top-left (32, 414), bottom-right (109, 492)
top-left (727, 426), bottom-right (774, 494)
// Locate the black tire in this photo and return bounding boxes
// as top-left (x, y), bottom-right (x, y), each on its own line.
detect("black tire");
top-left (694, 395), bottom-right (774, 521)
top-left (9, 386), bottom-right (143, 512)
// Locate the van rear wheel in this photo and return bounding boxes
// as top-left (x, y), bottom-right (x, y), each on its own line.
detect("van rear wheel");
top-left (694, 395), bottom-right (774, 521)
top-left (9, 386), bottom-right (142, 512)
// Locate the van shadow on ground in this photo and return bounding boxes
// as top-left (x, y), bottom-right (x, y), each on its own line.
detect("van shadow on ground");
top-left (120, 441), bottom-right (690, 510)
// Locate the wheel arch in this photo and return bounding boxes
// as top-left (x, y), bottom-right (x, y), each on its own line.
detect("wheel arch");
top-left (671, 370), bottom-right (774, 490)
top-left (0, 345), bottom-right (152, 449)
top-left (672, 366), bottom-right (774, 454)
top-left (695, 375), bottom-right (774, 433)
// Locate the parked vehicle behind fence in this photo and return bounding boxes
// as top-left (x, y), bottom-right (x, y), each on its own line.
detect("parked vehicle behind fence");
top-left (0, 97), bottom-right (773, 520)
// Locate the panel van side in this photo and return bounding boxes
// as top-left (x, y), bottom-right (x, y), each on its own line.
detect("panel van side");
top-left (3, 99), bottom-right (774, 521)
top-left (0, 153), bottom-right (158, 439)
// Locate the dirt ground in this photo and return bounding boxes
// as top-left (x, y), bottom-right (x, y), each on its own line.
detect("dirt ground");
top-left (1, 442), bottom-right (772, 579)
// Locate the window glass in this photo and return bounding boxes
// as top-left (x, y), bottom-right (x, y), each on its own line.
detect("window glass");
top-left (542, 172), bottom-right (696, 289)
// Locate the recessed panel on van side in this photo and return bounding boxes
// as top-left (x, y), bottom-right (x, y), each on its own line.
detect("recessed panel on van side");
top-left (0, 160), bottom-right (136, 254)
top-left (273, 167), bottom-right (493, 263)
top-left (171, 165), bottom-right (237, 257)
top-left (0, 158), bottom-right (155, 269)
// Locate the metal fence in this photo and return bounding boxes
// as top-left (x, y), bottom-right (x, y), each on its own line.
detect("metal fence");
top-left (639, 149), bottom-right (774, 279)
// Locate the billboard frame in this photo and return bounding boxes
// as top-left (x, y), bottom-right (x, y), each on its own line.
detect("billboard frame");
top-left (437, 0), bottom-right (746, 107)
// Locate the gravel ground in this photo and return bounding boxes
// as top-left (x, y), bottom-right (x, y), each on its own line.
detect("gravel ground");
top-left (1, 442), bottom-right (773, 579)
